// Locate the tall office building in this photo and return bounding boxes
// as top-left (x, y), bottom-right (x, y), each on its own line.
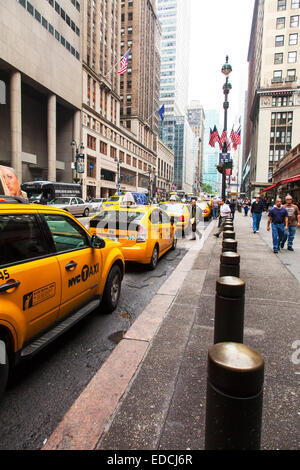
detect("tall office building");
top-left (156, 0), bottom-right (191, 116)
top-left (81, 0), bottom-right (160, 199)
top-left (0, 0), bottom-right (82, 183)
top-left (245, 0), bottom-right (300, 197)
top-left (187, 101), bottom-right (205, 193)
top-left (202, 110), bottom-right (221, 193)
top-left (156, 0), bottom-right (192, 192)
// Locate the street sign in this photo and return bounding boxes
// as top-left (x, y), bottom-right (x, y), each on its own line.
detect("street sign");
top-left (219, 153), bottom-right (231, 164)
top-left (116, 184), bottom-right (120, 189)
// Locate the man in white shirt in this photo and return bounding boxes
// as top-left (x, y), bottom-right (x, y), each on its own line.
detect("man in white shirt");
top-left (214, 199), bottom-right (231, 238)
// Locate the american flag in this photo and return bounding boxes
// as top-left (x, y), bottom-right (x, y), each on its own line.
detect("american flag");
top-left (230, 126), bottom-right (241, 150)
top-left (118, 49), bottom-right (131, 75)
top-left (209, 125), bottom-right (220, 148)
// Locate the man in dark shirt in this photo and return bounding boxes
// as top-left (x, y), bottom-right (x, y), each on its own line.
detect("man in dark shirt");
top-left (267, 198), bottom-right (288, 253)
top-left (251, 196), bottom-right (264, 233)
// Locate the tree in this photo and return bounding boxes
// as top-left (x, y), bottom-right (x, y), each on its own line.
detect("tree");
top-left (202, 183), bottom-right (213, 194)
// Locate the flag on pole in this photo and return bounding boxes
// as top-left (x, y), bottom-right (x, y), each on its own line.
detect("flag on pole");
top-left (209, 125), bottom-right (220, 148)
top-left (118, 49), bottom-right (131, 75)
top-left (158, 104), bottom-right (165, 121)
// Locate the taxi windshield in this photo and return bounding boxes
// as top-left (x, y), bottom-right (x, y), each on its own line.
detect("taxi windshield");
top-left (107, 196), bottom-right (121, 202)
top-left (159, 204), bottom-right (185, 215)
top-left (90, 210), bottom-right (144, 230)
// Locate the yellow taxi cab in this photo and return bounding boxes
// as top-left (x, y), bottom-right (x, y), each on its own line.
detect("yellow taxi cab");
top-left (89, 200), bottom-right (177, 270)
top-left (158, 202), bottom-right (191, 236)
top-left (0, 195), bottom-right (125, 399)
top-left (197, 201), bottom-right (212, 221)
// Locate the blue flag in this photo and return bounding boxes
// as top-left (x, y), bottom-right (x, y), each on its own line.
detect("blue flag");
top-left (158, 105), bottom-right (165, 121)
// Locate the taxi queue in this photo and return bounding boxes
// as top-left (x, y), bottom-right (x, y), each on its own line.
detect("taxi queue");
top-left (88, 192), bottom-right (212, 270)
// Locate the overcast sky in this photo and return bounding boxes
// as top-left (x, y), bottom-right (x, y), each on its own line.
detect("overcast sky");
top-left (188, 0), bottom-right (255, 130)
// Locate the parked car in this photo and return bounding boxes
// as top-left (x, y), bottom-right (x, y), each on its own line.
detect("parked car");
top-left (89, 198), bottom-right (107, 213)
top-left (197, 201), bottom-right (212, 221)
top-left (0, 195), bottom-right (125, 399)
top-left (89, 204), bottom-right (176, 270)
top-left (48, 197), bottom-right (93, 217)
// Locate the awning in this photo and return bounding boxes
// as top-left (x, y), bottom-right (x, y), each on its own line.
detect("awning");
top-left (278, 173), bottom-right (300, 186)
top-left (262, 173), bottom-right (300, 192)
top-left (262, 182), bottom-right (278, 192)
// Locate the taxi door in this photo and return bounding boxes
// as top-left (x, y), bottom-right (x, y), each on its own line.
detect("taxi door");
top-left (43, 214), bottom-right (101, 320)
top-left (149, 209), bottom-right (162, 252)
top-left (0, 213), bottom-right (61, 343)
top-left (160, 210), bottom-right (172, 252)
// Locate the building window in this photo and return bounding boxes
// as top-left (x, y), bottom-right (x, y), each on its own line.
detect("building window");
top-left (290, 15), bottom-right (299, 26)
top-left (100, 141), bottom-right (107, 155)
top-left (87, 135), bottom-right (96, 150)
top-left (87, 157), bottom-right (96, 178)
top-left (291, 0), bottom-right (300, 8)
top-left (289, 33), bottom-right (298, 45)
top-left (276, 17), bottom-right (286, 28)
top-left (277, 0), bottom-right (286, 10)
top-left (286, 69), bottom-right (297, 81)
top-left (275, 35), bottom-right (284, 46)
top-left (274, 52), bottom-right (283, 64)
top-left (288, 51), bottom-right (297, 62)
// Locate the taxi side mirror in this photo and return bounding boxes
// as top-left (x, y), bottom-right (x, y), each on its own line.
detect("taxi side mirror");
top-left (91, 234), bottom-right (106, 249)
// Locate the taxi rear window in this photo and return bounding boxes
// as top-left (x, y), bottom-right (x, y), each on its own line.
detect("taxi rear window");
top-left (90, 211), bottom-right (144, 230)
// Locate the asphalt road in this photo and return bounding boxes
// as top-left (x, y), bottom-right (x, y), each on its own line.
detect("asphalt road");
top-left (0, 217), bottom-right (198, 450)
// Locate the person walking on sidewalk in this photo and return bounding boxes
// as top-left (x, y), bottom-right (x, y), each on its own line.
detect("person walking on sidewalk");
top-left (251, 196), bottom-right (264, 233)
top-left (229, 199), bottom-right (236, 220)
top-left (267, 198), bottom-right (288, 253)
top-left (281, 195), bottom-right (300, 251)
top-left (190, 199), bottom-right (202, 240)
top-left (214, 199), bottom-right (231, 238)
top-left (243, 199), bottom-right (250, 216)
top-left (212, 197), bottom-right (219, 219)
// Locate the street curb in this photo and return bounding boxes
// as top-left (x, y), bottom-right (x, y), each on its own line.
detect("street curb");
top-left (42, 220), bottom-right (216, 450)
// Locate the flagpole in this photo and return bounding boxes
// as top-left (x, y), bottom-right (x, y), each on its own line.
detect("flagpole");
top-left (104, 49), bottom-right (131, 79)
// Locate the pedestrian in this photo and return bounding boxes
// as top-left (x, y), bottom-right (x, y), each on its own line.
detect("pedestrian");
top-left (212, 197), bottom-right (219, 219)
top-left (251, 195), bottom-right (264, 233)
top-left (281, 195), bottom-right (300, 251)
top-left (229, 199), bottom-right (236, 220)
top-left (190, 199), bottom-right (202, 240)
top-left (267, 198), bottom-right (288, 254)
top-left (214, 199), bottom-right (231, 238)
top-left (243, 200), bottom-right (250, 216)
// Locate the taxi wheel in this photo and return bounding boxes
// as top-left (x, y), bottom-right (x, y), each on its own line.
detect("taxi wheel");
top-left (102, 265), bottom-right (122, 313)
top-left (0, 340), bottom-right (9, 401)
top-left (148, 244), bottom-right (159, 270)
top-left (83, 208), bottom-right (89, 217)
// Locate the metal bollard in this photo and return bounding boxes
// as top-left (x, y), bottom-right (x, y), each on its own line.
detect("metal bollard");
top-left (222, 230), bottom-right (235, 240)
top-left (220, 251), bottom-right (240, 277)
top-left (205, 342), bottom-right (264, 450)
top-left (223, 224), bottom-right (233, 231)
top-left (222, 239), bottom-right (238, 252)
top-left (214, 276), bottom-right (245, 344)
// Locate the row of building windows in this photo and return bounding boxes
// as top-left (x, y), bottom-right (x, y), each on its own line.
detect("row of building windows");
top-left (275, 34), bottom-right (299, 47)
top-left (272, 68), bottom-right (297, 82)
top-left (277, 0), bottom-right (300, 10)
top-left (17, 0), bottom-right (80, 60)
top-left (276, 14), bottom-right (299, 27)
top-left (46, 0), bottom-right (81, 36)
top-left (272, 94), bottom-right (294, 106)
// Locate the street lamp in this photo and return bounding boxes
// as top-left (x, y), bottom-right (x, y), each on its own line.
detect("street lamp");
top-left (71, 140), bottom-right (85, 183)
top-left (221, 56), bottom-right (233, 200)
top-left (114, 156), bottom-right (121, 192)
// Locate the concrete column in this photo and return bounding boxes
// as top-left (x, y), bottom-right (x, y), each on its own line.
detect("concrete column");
top-left (10, 71), bottom-right (22, 182)
top-left (47, 94), bottom-right (56, 181)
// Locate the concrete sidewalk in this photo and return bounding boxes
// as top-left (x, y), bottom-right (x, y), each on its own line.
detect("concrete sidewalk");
top-left (43, 213), bottom-right (299, 450)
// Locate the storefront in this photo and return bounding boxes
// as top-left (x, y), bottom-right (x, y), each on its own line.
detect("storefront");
top-left (262, 144), bottom-right (300, 204)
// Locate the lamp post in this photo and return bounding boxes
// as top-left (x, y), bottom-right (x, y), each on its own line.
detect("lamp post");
top-left (71, 140), bottom-right (85, 183)
top-left (221, 56), bottom-right (232, 200)
top-left (114, 156), bottom-right (121, 192)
